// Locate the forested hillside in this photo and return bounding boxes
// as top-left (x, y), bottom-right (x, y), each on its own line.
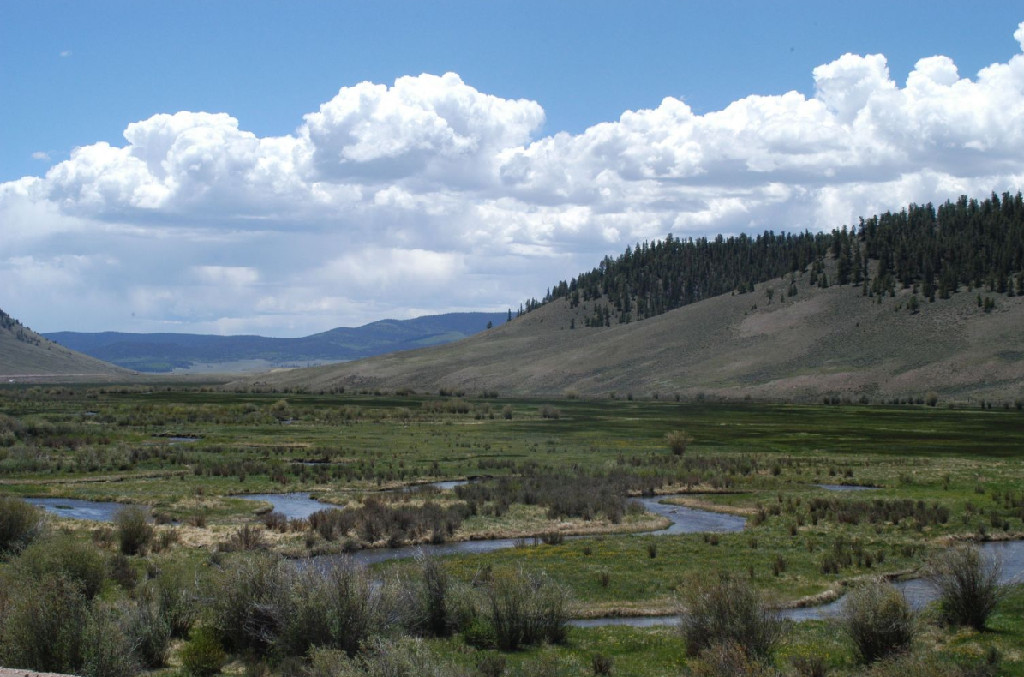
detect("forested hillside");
top-left (534, 192), bottom-right (1024, 326)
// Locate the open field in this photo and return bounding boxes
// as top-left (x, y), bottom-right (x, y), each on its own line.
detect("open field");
top-left (1, 384), bottom-right (1023, 675)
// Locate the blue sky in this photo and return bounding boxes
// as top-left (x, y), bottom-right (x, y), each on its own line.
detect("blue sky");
top-left (6, 1), bottom-right (1022, 181)
top-left (3, 2), bottom-right (1024, 335)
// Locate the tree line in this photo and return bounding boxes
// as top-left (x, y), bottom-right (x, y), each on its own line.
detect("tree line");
top-left (525, 191), bottom-right (1024, 325)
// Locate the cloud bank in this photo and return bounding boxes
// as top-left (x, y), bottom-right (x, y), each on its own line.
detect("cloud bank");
top-left (4, 28), bottom-right (1024, 335)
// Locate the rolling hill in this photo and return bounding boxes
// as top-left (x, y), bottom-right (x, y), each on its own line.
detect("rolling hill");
top-left (237, 194), bottom-right (1024, 403)
top-left (46, 312), bottom-right (508, 373)
top-left (237, 263), bottom-right (1024, 403)
top-left (0, 309), bottom-right (131, 381)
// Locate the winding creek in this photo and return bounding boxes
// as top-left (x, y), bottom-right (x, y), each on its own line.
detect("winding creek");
top-left (25, 497), bottom-right (128, 522)
top-left (20, 487), bottom-right (1024, 625)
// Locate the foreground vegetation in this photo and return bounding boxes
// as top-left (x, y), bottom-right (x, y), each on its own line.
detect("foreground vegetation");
top-left (1, 383), bottom-right (1022, 675)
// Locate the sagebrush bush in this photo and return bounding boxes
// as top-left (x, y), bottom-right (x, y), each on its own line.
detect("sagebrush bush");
top-left (691, 640), bottom-right (781, 677)
top-left (146, 556), bottom-right (204, 637)
top-left (0, 495), bottom-right (42, 555)
top-left (0, 573), bottom-right (89, 673)
top-left (121, 597), bottom-right (171, 668)
top-left (114, 504), bottom-right (153, 555)
top-left (277, 560), bottom-right (389, 658)
top-left (416, 554), bottom-right (454, 637)
top-left (838, 582), bottom-right (915, 663)
top-left (678, 574), bottom-right (783, 661)
top-left (486, 568), bottom-right (571, 651)
top-left (927, 544), bottom-right (1003, 630)
top-left (666, 429), bottom-right (693, 455)
top-left (307, 639), bottom-right (474, 677)
top-left (16, 532), bottom-right (108, 599)
top-left (82, 604), bottom-right (141, 677)
top-left (209, 552), bottom-right (289, 656)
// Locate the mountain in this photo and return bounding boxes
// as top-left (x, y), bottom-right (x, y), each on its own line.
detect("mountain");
top-left (236, 273), bottom-right (1024, 402)
top-left (238, 194), bottom-right (1024, 403)
top-left (0, 309), bottom-right (130, 381)
top-left (46, 312), bottom-right (508, 373)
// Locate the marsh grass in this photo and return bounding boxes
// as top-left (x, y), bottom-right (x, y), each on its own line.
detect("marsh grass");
top-left (3, 388), bottom-right (1024, 674)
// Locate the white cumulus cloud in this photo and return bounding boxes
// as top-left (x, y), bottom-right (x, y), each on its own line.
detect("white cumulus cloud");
top-left (3, 25), bottom-right (1024, 335)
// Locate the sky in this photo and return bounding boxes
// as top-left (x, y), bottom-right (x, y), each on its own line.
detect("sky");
top-left (3, 2), bottom-right (1024, 336)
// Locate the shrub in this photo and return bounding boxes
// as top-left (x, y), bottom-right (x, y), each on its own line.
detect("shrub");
top-left (0, 573), bottom-right (89, 673)
top-left (219, 523), bottom-right (266, 552)
top-left (691, 640), bottom-right (779, 677)
top-left (82, 604), bottom-right (141, 677)
top-left (308, 639), bottom-right (473, 677)
top-left (109, 552), bottom-right (138, 589)
top-left (16, 532), bottom-right (108, 599)
top-left (666, 429), bottom-right (693, 456)
top-left (418, 554), bottom-right (453, 637)
top-left (485, 568), bottom-right (571, 651)
top-left (592, 652), bottom-right (614, 675)
top-left (209, 552), bottom-right (289, 656)
top-left (0, 496), bottom-right (42, 555)
top-left (277, 560), bottom-right (389, 658)
top-left (121, 597), bottom-right (171, 668)
top-left (179, 626), bottom-right (226, 677)
top-left (114, 505), bottom-right (153, 555)
top-left (927, 544), bottom-right (1003, 630)
top-left (678, 574), bottom-right (783, 661)
top-left (147, 556), bottom-right (204, 637)
top-left (838, 582), bottom-right (915, 663)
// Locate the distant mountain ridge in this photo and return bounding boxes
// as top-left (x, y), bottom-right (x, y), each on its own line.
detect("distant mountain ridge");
top-left (46, 312), bottom-right (508, 373)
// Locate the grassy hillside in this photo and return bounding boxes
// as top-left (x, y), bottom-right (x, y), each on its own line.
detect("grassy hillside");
top-left (238, 268), bottom-right (1024, 403)
top-left (0, 309), bottom-right (131, 381)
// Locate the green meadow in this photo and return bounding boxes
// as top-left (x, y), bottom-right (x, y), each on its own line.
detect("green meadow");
top-left (1, 384), bottom-right (1022, 675)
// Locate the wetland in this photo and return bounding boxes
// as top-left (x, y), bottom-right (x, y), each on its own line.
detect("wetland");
top-left (1, 384), bottom-right (1023, 675)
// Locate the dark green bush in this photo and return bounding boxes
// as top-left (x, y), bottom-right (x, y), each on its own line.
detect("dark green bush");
top-left (678, 574), bottom-right (783, 661)
top-left (15, 532), bottom-right (108, 599)
top-left (418, 554), bottom-right (453, 637)
top-left (927, 544), bottom-right (1003, 630)
top-left (180, 625), bottom-right (226, 677)
top-left (114, 504), bottom-right (153, 555)
top-left (0, 495), bottom-right (42, 555)
top-left (838, 582), bottom-right (915, 663)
